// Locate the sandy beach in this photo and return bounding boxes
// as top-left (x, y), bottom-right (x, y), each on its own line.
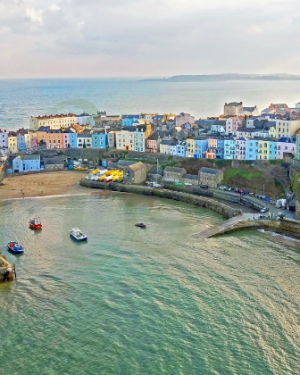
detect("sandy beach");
top-left (0, 171), bottom-right (89, 200)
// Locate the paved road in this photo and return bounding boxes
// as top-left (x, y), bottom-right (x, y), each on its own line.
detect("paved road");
top-left (209, 187), bottom-right (295, 219)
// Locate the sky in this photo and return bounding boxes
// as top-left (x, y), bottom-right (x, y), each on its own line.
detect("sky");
top-left (1, 0), bottom-right (300, 78)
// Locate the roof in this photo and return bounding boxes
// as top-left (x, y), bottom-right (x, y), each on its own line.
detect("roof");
top-left (226, 102), bottom-right (242, 106)
top-left (127, 162), bottom-right (146, 172)
top-left (160, 139), bottom-right (172, 145)
top-left (18, 154), bottom-right (40, 161)
top-left (43, 157), bottom-right (64, 165)
top-left (277, 137), bottom-right (295, 143)
top-left (241, 107), bottom-right (257, 112)
top-left (164, 166), bottom-right (186, 173)
top-left (78, 134), bottom-right (92, 138)
top-left (199, 167), bottom-right (221, 175)
top-left (38, 126), bottom-right (50, 132)
top-left (122, 115), bottom-right (140, 120)
top-left (117, 160), bottom-right (136, 167)
top-left (182, 174), bottom-right (198, 180)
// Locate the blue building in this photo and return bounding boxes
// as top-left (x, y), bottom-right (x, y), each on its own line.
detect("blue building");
top-left (268, 140), bottom-right (277, 160)
top-left (12, 154), bottom-right (40, 173)
top-left (224, 138), bottom-right (235, 159)
top-left (246, 139), bottom-right (259, 160)
top-left (194, 138), bottom-right (208, 158)
top-left (92, 132), bottom-right (107, 148)
top-left (169, 143), bottom-right (177, 156)
top-left (122, 115), bottom-right (140, 127)
top-left (176, 141), bottom-right (187, 157)
top-left (16, 130), bottom-right (28, 151)
top-left (216, 139), bottom-right (224, 159)
top-left (63, 129), bottom-right (77, 148)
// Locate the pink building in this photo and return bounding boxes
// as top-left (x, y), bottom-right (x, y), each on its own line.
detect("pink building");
top-left (226, 116), bottom-right (243, 135)
top-left (63, 133), bottom-right (70, 149)
top-left (277, 137), bottom-right (296, 160)
top-left (175, 113), bottom-right (195, 127)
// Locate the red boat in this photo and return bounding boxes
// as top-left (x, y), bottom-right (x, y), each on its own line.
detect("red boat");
top-left (29, 217), bottom-right (42, 230)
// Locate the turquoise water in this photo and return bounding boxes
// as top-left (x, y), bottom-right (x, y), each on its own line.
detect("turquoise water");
top-left (1, 193), bottom-right (300, 374)
top-left (1, 78), bottom-right (300, 130)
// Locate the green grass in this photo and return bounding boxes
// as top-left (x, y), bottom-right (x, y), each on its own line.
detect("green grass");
top-left (224, 168), bottom-right (261, 182)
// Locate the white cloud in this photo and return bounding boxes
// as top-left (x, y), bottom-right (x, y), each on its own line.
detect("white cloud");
top-left (48, 4), bottom-right (61, 12)
top-left (25, 7), bottom-right (43, 24)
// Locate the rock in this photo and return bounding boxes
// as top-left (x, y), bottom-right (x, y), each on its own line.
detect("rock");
top-left (0, 254), bottom-right (14, 283)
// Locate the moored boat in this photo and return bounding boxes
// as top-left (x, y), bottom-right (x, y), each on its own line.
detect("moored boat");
top-left (70, 228), bottom-right (88, 241)
top-left (7, 241), bottom-right (24, 254)
top-left (29, 217), bottom-right (42, 230)
top-left (135, 222), bottom-right (146, 228)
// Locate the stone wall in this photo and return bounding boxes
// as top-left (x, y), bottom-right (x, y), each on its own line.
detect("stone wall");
top-left (0, 254), bottom-right (14, 283)
top-left (80, 179), bottom-right (240, 218)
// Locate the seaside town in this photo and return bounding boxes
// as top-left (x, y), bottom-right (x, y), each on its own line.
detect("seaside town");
top-left (1, 101), bottom-right (300, 162)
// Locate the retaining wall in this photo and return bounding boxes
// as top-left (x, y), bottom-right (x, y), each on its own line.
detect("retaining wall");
top-left (80, 179), bottom-right (240, 218)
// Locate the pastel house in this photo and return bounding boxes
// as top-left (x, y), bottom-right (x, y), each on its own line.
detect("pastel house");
top-left (92, 132), bottom-right (107, 148)
top-left (122, 115), bottom-right (140, 127)
top-left (12, 154), bottom-right (41, 173)
top-left (277, 137), bottom-right (296, 160)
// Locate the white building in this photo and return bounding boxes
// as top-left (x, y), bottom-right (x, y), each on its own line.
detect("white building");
top-left (30, 114), bottom-right (77, 131)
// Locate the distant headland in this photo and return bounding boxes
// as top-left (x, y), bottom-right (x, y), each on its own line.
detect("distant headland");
top-left (142, 73), bottom-right (300, 82)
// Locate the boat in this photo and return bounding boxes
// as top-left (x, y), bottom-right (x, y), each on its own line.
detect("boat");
top-left (29, 217), bottom-right (42, 230)
top-left (7, 241), bottom-right (24, 254)
top-left (70, 228), bottom-right (88, 241)
top-left (74, 166), bottom-right (88, 171)
top-left (135, 222), bottom-right (146, 228)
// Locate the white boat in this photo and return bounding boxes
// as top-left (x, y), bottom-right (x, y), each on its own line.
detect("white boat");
top-left (70, 228), bottom-right (87, 242)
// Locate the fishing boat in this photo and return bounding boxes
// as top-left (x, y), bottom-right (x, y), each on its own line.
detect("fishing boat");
top-left (29, 217), bottom-right (42, 230)
top-left (70, 228), bottom-right (88, 242)
top-left (7, 241), bottom-right (24, 254)
top-left (135, 222), bottom-right (146, 228)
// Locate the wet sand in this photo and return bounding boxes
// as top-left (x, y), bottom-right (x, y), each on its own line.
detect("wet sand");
top-left (0, 171), bottom-right (88, 200)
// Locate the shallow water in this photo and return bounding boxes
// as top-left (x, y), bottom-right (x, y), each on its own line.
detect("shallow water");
top-left (0, 193), bottom-right (300, 375)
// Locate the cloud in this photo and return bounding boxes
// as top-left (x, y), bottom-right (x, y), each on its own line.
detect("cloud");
top-left (25, 7), bottom-right (43, 24)
top-left (0, 0), bottom-right (300, 78)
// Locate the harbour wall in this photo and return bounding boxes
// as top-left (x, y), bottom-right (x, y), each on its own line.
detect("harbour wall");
top-left (80, 179), bottom-right (240, 218)
top-left (207, 218), bottom-right (300, 239)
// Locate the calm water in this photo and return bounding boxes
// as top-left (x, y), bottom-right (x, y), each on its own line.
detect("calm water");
top-left (1, 78), bottom-right (300, 130)
top-left (0, 193), bottom-right (300, 375)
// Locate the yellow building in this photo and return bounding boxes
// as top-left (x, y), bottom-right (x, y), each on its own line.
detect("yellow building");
top-left (208, 138), bottom-right (217, 148)
top-left (30, 114), bottom-right (77, 131)
top-left (258, 140), bottom-right (269, 160)
top-left (276, 118), bottom-right (300, 138)
top-left (7, 135), bottom-right (18, 153)
top-left (186, 138), bottom-right (195, 157)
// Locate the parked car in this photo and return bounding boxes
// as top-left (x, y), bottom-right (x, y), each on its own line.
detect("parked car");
top-left (234, 188), bottom-right (240, 193)
top-left (238, 189), bottom-right (244, 194)
top-left (200, 184), bottom-right (208, 189)
top-left (248, 192), bottom-right (254, 196)
top-left (184, 182), bottom-right (193, 186)
top-left (219, 186), bottom-right (226, 190)
top-left (260, 207), bottom-right (269, 213)
top-left (243, 190), bottom-right (249, 194)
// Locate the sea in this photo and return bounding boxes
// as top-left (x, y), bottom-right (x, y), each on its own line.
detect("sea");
top-left (0, 78), bottom-right (300, 130)
top-left (0, 79), bottom-right (300, 375)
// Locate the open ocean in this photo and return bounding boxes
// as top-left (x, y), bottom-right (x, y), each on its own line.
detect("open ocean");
top-left (0, 78), bottom-right (300, 130)
top-left (0, 79), bottom-right (300, 374)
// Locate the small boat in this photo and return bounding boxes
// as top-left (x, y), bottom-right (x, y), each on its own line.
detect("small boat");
top-left (7, 241), bottom-right (24, 254)
top-left (29, 217), bottom-right (42, 230)
top-left (70, 228), bottom-right (88, 241)
top-left (135, 222), bottom-right (146, 228)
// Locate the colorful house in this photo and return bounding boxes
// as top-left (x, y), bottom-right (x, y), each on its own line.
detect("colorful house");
top-left (7, 134), bottom-right (18, 153)
top-left (186, 138), bottom-right (195, 157)
top-left (92, 132), bottom-right (107, 148)
top-left (246, 139), bottom-right (259, 160)
top-left (0, 130), bottom-right (8, 154)
top-left (122, 115), bottom-right (140, 127)
top-left (258, 140), bottom-right (269, 160)
top-left (160, 139), bottom-right (173, 155)
top-left (296, 133), bottom-right (300, 160)
top-left (134, 127), bottom-right (145, 152)
top-left (63, 129), bottom-right (77, 149)
top-left (193, 138), bottom-right (208, 158)
top-left (77, 134), bottom-right (92, 148)
top-left (224, 138), bottom-right (235, 159)
top-left (277, 137), bottom-right (296, 160)
top-left (12, 154), bottom-right (41, 173)
top-left (176, 141), bottom-right (187, 157)
top-left (44, 130), bottom-right (63, 149)
top-left (268, 140), bottom-right (277, 160)
top-left (234, 138), bottom-right (246, 160)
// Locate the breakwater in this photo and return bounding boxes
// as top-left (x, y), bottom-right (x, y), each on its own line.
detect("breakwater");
top-left (200, 214), bottom-right (300, 239)
top-left (80, 179), bottom-right (240, 218)
top-left (0, 254), bottom-right (14, 283)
